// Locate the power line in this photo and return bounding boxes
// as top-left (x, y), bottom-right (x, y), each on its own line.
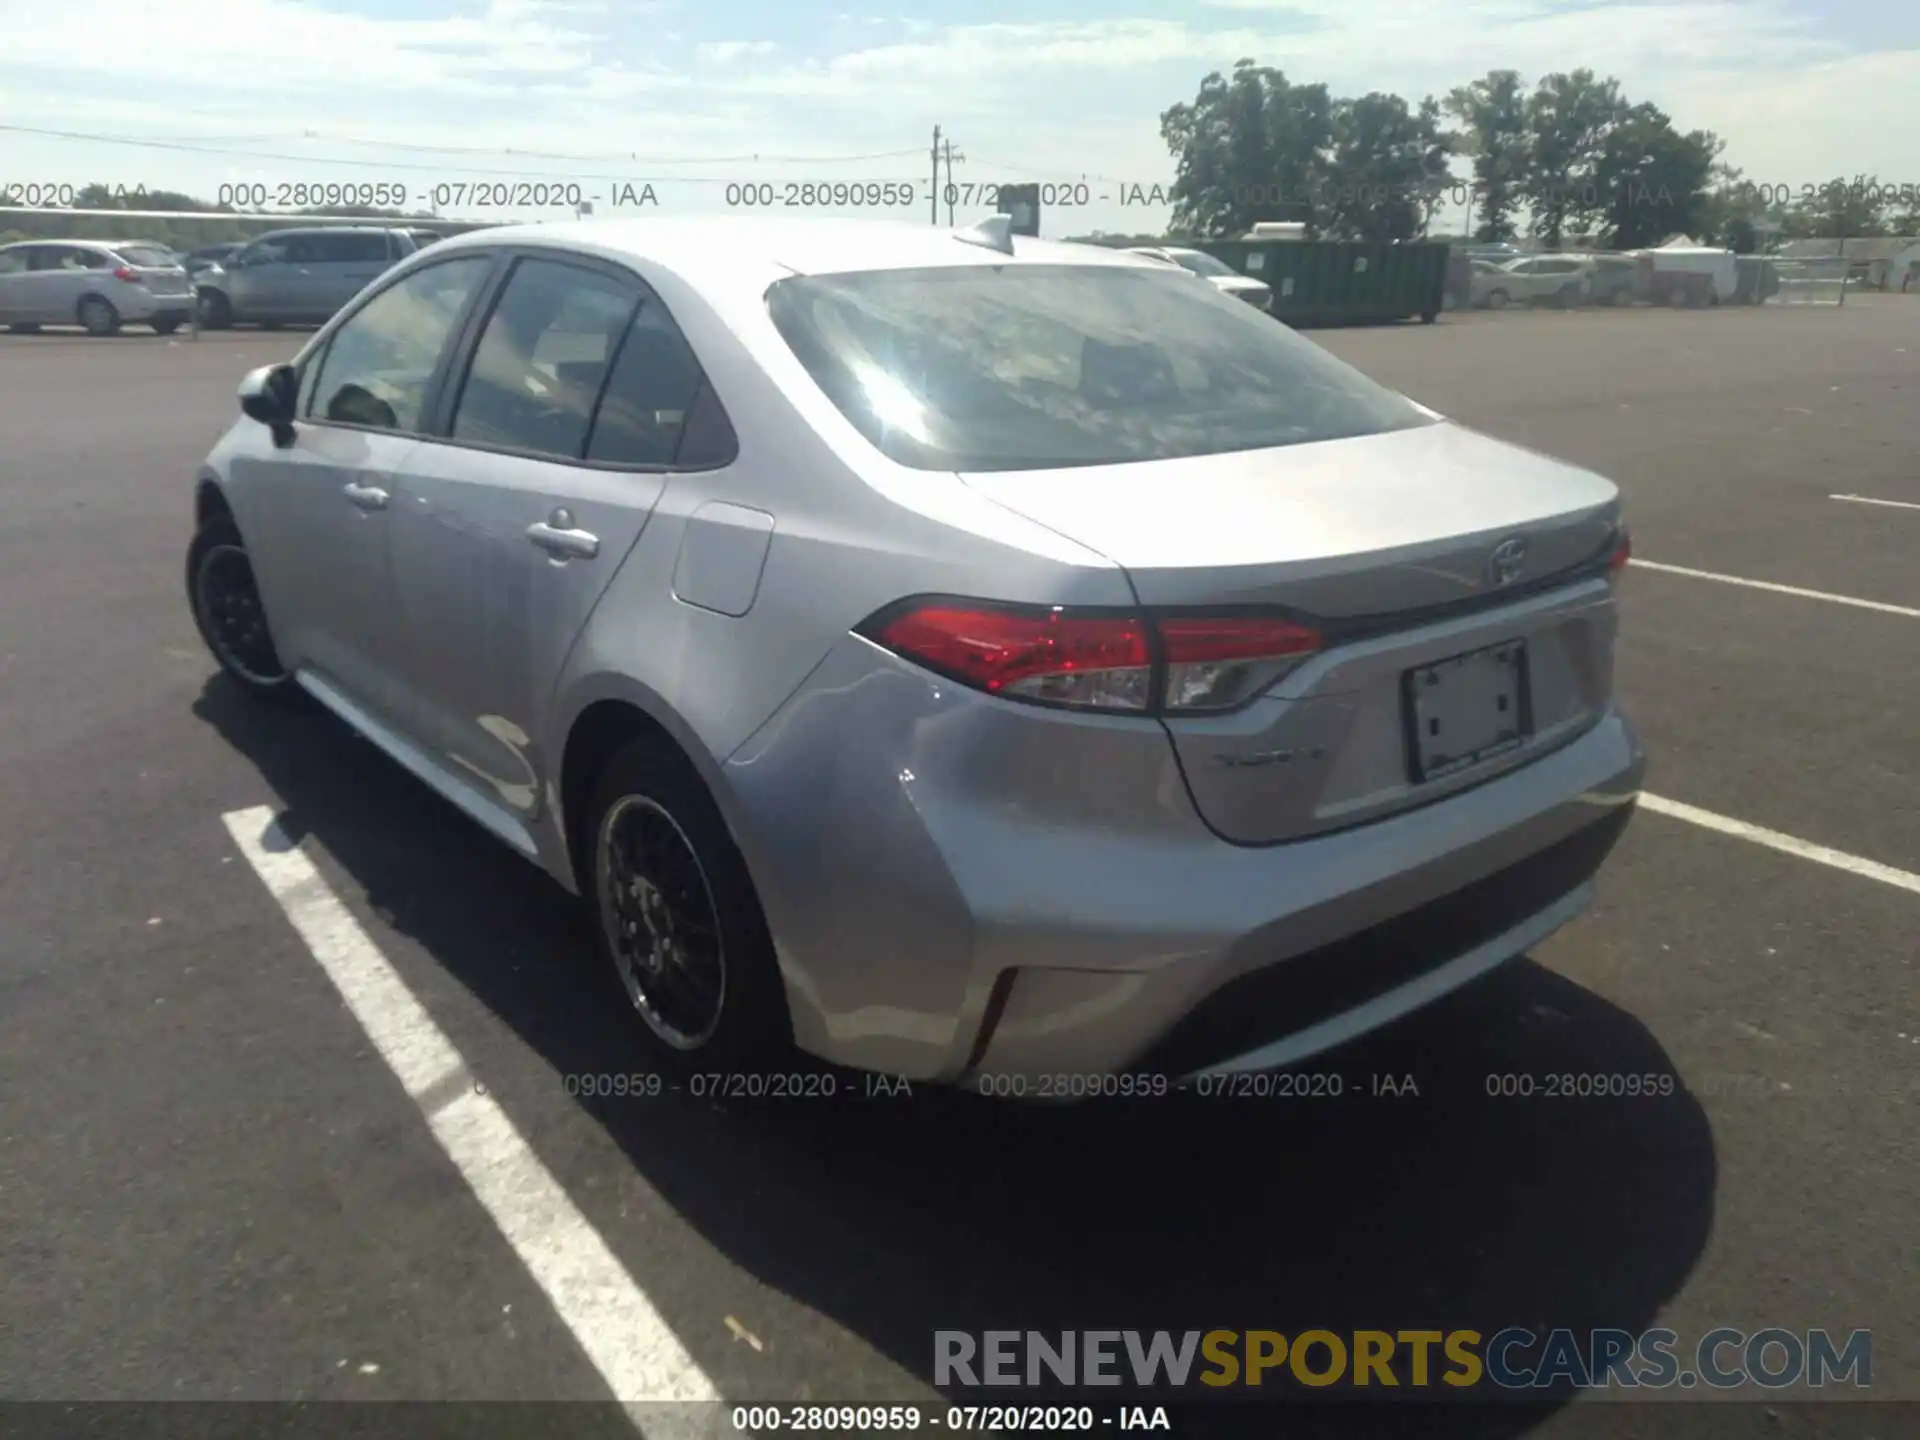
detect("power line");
top-left (280, 130), bottom-right (928, 165)
top-left (0, 123), bottom-right (926, 170)
top-left (962, 154), bottom-right (1132, 186)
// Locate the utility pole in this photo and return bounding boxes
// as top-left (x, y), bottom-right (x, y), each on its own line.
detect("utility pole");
top-left (930, 125), bottom-right (941, 225)
top-left (943, 139), bottom-right (965, 225)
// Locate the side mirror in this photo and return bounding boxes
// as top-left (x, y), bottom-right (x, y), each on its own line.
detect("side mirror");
top-left (238, 363), bottom-right (298, 446)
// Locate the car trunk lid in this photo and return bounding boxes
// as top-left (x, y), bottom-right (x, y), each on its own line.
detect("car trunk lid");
top-left (959, 421), bottom-right (1625, 842)
top-left (114, 246), bottom-right (191, 296)
top-left (959, 422), bottom-right (1619, 615)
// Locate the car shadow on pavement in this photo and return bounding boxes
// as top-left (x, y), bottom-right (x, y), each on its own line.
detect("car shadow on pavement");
top-left (197, 675), bottom-right (1717, 1440)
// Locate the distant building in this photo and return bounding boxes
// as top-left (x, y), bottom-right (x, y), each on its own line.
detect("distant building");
top-left (1775, 236), bottom-right (1920, 290)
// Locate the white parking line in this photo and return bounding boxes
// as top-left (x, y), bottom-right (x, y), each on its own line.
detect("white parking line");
top-left (1831, 493), bottom-right (1920, 512)
top-left (1629, 560), bottom-right (1920, 619)
top-left (1639, 793), bottom-right (1920, 897)
top-left (222, 806), bottom-right (718, 1423)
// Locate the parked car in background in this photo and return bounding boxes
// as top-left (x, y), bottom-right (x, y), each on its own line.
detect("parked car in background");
top-left (0, 238), bottom-right (194, 335)
top-left (1126, 245), bottom-right (1273, 310)
top-left (1467, 259), bottom-right (1512, 308)
top-left (185, 215), bottom-right (1641, 1089)
top-left (1478, 255), bottom-right (1595, 309)
top-left (183, 242), bottom-right (245, 276)
top-left (1581, 254), bottom-right (1641, 306)
top-left (402, 228), bottom-right (444, 251)
top-left (193, 226), bottom-right (417, 330)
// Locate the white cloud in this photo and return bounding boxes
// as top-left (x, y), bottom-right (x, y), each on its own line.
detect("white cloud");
top-left (698, 40), bottom-right (779, 64)
top-left (0, 0), bottom-right (1914, 232)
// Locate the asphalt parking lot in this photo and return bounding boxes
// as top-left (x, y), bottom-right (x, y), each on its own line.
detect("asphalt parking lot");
top-left (1, 300), bottom-right (1914, 1440)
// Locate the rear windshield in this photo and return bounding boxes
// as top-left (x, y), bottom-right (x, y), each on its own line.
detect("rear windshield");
top-left (116, 245), bottom-right (178, 268)
top-left (766, 264), bottom-right (1430, 472)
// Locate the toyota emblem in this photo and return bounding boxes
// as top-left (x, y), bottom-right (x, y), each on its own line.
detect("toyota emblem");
top-left (1487, 536), bottom-right (1528, 587)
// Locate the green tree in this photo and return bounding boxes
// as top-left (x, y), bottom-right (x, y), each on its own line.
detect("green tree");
top-left (1722, 216), bottom-right (1758, 253)
top-left (1322, 93), bottom-right (1455, 241)
top-left (1699, 173), bottom-right (1797, 249)
top-left (1593, 103), bottom-right (1721, 248)
top-left (1522, 69), bottom-right (1627, 246)
top-left (1787, 174), bottom-right (1892, 238)
top-left (1160, 60), bottom-right (1334, 235)
top-left (1444, 70), bottom-right (1529, 241)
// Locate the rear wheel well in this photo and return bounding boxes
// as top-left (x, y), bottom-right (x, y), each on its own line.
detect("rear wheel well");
top-left (196, 481), bottom-right (233, 531)
top-left (560, 700), bottom-right (687, 885)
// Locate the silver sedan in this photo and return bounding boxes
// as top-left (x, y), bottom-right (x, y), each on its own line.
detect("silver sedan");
top-left (186, 215), bottom-right (1643, 1091)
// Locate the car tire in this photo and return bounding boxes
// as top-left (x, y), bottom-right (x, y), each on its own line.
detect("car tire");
top-left (185, 515), bottom-right (305, 703)
top-left (150, 317), bottom-right (182, 336)
top-left (78, 297), bottom-right (120, 336)
top-left (1487, 289), bottom-right (1510, 310)
top-left (196, 290), bottom-right (233, 330)
top-left (580, 739), bottom-right (793, 1073)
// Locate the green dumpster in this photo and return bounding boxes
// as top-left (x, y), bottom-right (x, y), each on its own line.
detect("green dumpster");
top-left (1188, 239), bottom-right (1451, 326)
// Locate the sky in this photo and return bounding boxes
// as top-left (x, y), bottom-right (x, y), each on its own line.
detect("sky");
top-left (1, 0), bottom-right (1916, 237)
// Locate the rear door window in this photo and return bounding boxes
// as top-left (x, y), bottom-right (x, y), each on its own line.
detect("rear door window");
top-left (448, 256), bottom-right (641, 460)
top-left (282, 233), bottom-right (334, 265)
top-left (308, 231), bottom-right (391, 264)
top-left (585, 302), bottom-right (720, 466)
top-left (37, 246), bottom-right (107, 271)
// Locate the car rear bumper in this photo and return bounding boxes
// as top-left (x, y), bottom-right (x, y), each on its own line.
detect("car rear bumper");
top-left (721, 635), bottom-right (1645, 1086)
top-left (105, 287), bottom-right (191, 321)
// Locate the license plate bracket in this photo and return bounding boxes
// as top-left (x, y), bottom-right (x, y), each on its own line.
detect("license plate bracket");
top-left (1402, 640), bottom-right (1532, 783)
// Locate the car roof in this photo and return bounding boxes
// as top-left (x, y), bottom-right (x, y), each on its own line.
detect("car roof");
top-left (428, 214), bottom-right (1168, 287)
top-left (250, 225), bottom-right (404, 239)
top-left (2, 238), bottom-right (117, 250)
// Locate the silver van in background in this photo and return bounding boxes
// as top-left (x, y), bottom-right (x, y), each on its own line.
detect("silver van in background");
top-left (193, 227), bottom-right (417, 330)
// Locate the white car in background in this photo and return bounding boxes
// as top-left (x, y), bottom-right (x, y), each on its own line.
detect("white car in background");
top-left (1476, 255), bottom-right (1595, 310)
top-left (0, 239), bottom-right (195, 335)
top-left (1126, 246), bottom-right (1273, 311)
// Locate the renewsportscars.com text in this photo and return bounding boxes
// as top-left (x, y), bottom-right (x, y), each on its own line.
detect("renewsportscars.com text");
top-left (934, 1328), bottom-right (1871, 1392)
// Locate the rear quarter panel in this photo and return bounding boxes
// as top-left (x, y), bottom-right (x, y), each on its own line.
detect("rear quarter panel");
top-left (540, 252), bottom-right (1141, 869)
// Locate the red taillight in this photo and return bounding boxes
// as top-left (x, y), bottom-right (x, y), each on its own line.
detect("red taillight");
top-left (1608, 529), bottom-right (1632, 573)
top-left (868, 604), bottom-right (1153, 710)
top-left (113, 265), bottom-right (139, 283)
top-left (862, 601), bottom-right (1321, 714)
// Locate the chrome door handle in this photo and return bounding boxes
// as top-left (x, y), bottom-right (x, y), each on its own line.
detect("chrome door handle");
top-left (343, 481), bottom-right (389, 510)
top-left (527, 508), bottom-right (598, 559)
